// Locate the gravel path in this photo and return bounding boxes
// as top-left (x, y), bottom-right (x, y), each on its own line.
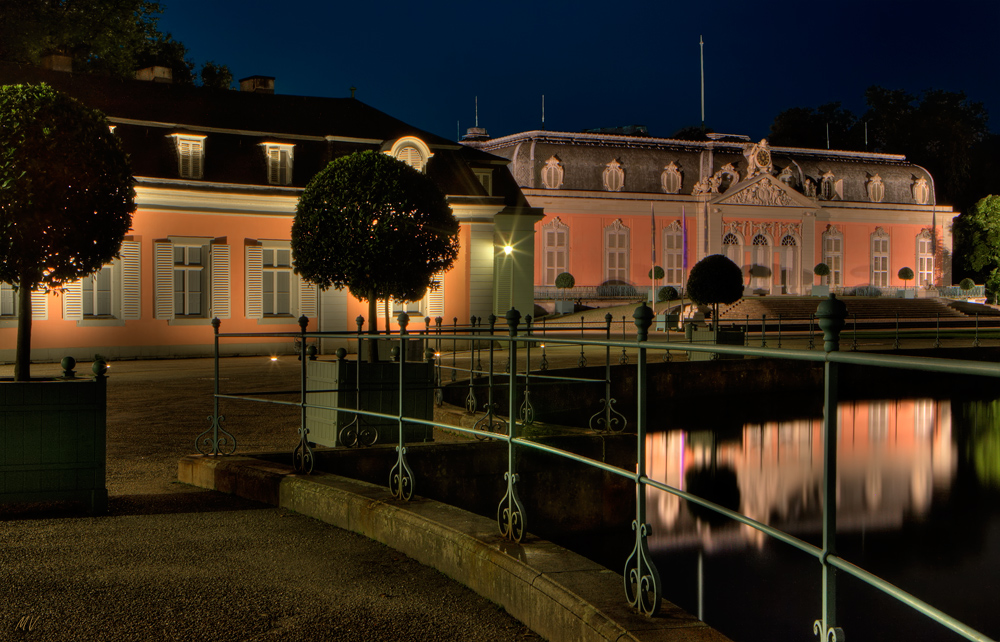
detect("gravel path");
top-left (0, 357), bottom-right (536, 641)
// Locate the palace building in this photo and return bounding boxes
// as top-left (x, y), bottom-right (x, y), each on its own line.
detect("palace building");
top-left (0, 62), bottom-right (541, 362)
top-left (463, 130), bottom-right (953, 299)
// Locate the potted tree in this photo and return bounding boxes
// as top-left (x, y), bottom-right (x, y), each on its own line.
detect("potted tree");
top-left (898, 267), bottom-right (915, 298)
top-left (0, 83), bottom-right (135, 513)
top-left (655, 285), bottom-right (679, 331)
top-left (292, 150), bottom-right (459, 445)
top-left (812, 263), bottom-right (831, 297)
top-left (554, 271), bottom-right (575, 314)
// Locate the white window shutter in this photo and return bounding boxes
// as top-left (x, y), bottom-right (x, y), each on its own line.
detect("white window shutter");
top-left (245, 245), bottom-right (263, 319)
top-left (210, 243), bottom-right (231, 319)
top-left (63, 280), bottom-right (83, 321)
top-left (30, 289), bottom-right (47, 321)
top-left (120, 240), bottom-right (141, 320)
top-left (427, 272), bottom-right (445, 317)
top-left (267, 148), bottom-right (280, 184)
top-left (281, 150), bottom-right (291, 185)
top-left (297, 275), bottom-right (317, 318)
top-left (154, 241), bottom-right (175, 320)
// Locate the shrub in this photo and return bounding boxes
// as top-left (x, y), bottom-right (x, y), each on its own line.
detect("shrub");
top-left (960, 277), bottom-right (976, 291)
top-left (849, 285), bottom-right (883, 297)
top-left (657, 286), bottom-right (679, 302)
top-left (814, 262), bottom-right (831, 277)
top-left (554, 272), bottom-right (575, 289)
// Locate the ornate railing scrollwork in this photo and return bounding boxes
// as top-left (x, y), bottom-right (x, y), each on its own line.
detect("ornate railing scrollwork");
top-left (623, 520), bottom-right (661, 616)
top-left (497, 471), bottom-right (526, 542)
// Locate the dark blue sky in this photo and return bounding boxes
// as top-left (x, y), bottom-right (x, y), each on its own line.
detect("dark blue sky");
top-left (157, 0), bottom-right (1000, 142)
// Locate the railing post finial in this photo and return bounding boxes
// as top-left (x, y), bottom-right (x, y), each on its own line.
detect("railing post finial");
top-left (815, 294), bottom-right (848, 352)
top-left (633, 303), bottom-right (653, 342)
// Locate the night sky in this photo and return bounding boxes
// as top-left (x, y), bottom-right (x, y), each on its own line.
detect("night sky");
top-left (157, 0), bottom-right (1000, 142)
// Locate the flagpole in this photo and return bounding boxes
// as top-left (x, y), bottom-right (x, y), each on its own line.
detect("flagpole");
top-left (651, 203), bottom-right (656, 314)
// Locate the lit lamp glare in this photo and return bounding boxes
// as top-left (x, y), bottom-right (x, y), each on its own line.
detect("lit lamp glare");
top-left (503, 244), bottom-right (513, 255)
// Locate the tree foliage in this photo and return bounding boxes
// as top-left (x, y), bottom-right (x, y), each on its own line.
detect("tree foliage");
top-left (814, 263), bottom-right (831, 277)
top-left (657, 286), bottom-right (678, 302)
top-left (954, 195), bottom-right (1000, 298)
top-left (292, 151), bottom-right (459, 342)
top-left (0, 0), bottom-right (232, 86)
top-left (0, 83), bottom-right (135, 379)
top-left (767, 86), bottom-right (991, 212)
top-left (200, 61), bottom-right (233, 90)
top-left (686, 254), bottom-right (743, 307)
top-left (554, 272), bottom-right (575, 289)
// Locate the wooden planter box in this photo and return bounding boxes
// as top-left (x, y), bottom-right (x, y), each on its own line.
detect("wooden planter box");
top-left (0, 377), bottom-right (108, 513)
top-left (306, 360), bottom-right (435, 447)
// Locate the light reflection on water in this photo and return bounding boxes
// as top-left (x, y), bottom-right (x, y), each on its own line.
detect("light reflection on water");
top-left (641, 397), bottom-right (1000, 642)
top-left (646, 399), bottom-right (956, 552)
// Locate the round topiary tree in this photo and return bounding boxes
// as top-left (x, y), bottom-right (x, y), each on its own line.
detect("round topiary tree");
top-left (0, 83), bottom-right (135, 380)
top-left (292, 150), bottom-right (459, 361)
top-left (657, 285), bottom-right (679, 302)
top-left (960, 277), bottom-right (976, 291)
top-left (814, 262), bottom-right (831, 283)
top-left (555, 271), bottom-right (575, 292)
top-left (686, 254), bottom-right (744, 333)
top-left (647, 266), bottom-right (664, 280)
top-left (898, 266), bottom-right (915, 295)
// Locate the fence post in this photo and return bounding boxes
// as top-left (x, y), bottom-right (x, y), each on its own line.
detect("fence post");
top-left (390, 312), bottom-right (414, 500)
top-left (589, 312), bottom-right (625, 432)
top-left (498, 308), bottom-right (526, 542)
top-left (292, 315), bottom-right (314, 473)
top-left (814, 295), bottom-right (847, 641)
top-left (519, 315), bottom-right (534, 425)
top-left (196, 317), bottom-right (237, 456)
top-left (578, 315), bottom-right (588, 367)
top-left (624, 302), bottom-right (661, 616)
top-left (893, 312), bottom-right (901, 350)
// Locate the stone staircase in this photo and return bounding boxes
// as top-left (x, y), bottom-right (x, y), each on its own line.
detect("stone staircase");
top-left (718, 296), bottom-right (974, 325)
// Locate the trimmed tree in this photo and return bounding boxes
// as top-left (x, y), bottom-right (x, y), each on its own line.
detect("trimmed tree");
top-left (686, 254), bottom-right (744, 335)
top-left (657, 286), bottom-right (678, 302)
top-left (898, 266), bottom-right (914, 296)
top-left (0, 83), bottom-right (135, 380)
top-left (555, 271), bottom-right (575, 294)
top-left (291, 150), bottom-right (459, 361)
top-left (814, 262), bottom-right (831, 283)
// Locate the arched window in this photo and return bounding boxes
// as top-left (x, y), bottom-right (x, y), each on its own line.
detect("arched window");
top-left (868, 174), bottom-right (885, 203)
top-left (388, 137), bottom-right (432, 172)
top-left (751, 234), bottom-right (771, 292)
top-left (779, 235), bottom-right (799, 294)
top-left (541, 218), bottom-right (569, 286)
top-left (723, 232), bottom-right (742, 269)
top-left (820, 171), bottom-right (835, 200)
top-left (913, 177), bottom-right (930, 205)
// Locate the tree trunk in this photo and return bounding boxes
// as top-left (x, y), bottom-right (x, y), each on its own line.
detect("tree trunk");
top-left (14, 281), bottom-right (33, 381)
top-left (367, 291), bottom-right (379, 363)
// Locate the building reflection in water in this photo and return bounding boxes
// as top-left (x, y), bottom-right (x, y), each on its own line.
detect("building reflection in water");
top-left (646, 399), bottom-right (956, 552)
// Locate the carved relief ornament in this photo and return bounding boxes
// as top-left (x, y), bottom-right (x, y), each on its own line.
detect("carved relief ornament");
top-left (725, 175), bottom-right (793, 206)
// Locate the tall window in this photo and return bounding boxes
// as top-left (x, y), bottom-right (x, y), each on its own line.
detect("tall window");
top-left (174, 245), bottom-right (205, 316)
top-left (663, 222), bottom-right (684, 285)
top-left (723, 232), bottom-right (742, 269)
top-left (751, 234), bottom-right (771, 291)
top-left (604, 220), bottom-right (629, 282)
top-left (823, 227), bottom-right (843, 287)
top-left (917, 231), bottom-right (934, 287)
top-left (172, 134), bottom-right (206, 179)
top-left (0, 283), bottom-right (14, 317)
top-left (541, 157), bottom-right (563, 189)
top-left (542, 218), bottom-right (568, 286)
top-left (779, 235), bottom-right (798, 294)
top-left (82, 269), bottom-right (112, 317)
top-left (820, 171), bottom-right (835, 200)
top-left (263, 248), bottom-right (292, 316)
top-left (871, 228), bottom-right (890, 287)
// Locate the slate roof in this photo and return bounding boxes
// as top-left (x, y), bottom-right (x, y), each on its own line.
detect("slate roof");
top-left (467, 130), bottom-right (937, 207)
top-left (0, 62), bottom-right (521, 204)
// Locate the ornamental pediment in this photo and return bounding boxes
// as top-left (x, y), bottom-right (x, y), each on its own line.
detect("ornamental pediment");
top-left (712, 173), bottom-right (816, 208)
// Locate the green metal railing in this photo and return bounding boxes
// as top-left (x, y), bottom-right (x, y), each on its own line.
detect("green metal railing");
top-left (200, 298), bottom-right (998, 642)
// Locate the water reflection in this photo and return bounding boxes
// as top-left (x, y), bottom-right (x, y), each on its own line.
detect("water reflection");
top-left (646, 399), bottom-right (957, 552)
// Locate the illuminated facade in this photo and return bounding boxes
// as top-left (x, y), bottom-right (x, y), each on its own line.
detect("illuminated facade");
top-left (0, 63), bottom-right (541, 361)
top-left (464, 131), bottom-right (953, 297)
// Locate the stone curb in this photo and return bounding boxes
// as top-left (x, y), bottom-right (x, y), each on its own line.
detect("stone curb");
top-left (178, 454), bottom-right (731, 642)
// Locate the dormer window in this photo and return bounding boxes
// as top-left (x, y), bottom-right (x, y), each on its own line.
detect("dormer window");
top-left (473, 169), bottom-right (492, 195)
top-left (172, 134), bottom-right (206, 179)
top-left (661, 162), bottom-right (682, 194)
top-left (603, 159), bottom-right (625, 192)
top-left (262, 143), bottom-right (294, 185)
top-left (541, 156), bottom-right (563, 189)
top-left (388, 136), bottom-right (432, 172)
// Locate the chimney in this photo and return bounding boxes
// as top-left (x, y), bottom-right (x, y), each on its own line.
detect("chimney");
top-left (40, 54), bottom-right (73, 73)
top-left (135, 66), bottom-right (173, 83)
top-left (239, 76), bottom-right (275, 94)
top-left (461, 126), bottom-right (490, 142)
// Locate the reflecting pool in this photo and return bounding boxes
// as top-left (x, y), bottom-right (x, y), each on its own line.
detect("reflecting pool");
top-left (644, 398), bottom-right (1000, 642)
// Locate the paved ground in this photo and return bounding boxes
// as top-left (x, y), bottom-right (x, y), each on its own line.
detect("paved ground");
top-left (0, 357), bottom-right (537, 641)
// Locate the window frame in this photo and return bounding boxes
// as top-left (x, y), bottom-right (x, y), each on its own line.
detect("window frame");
top-left (171, 134), bottom-right (206, 179)
top-left (262, 143), bottom-right (294, 186)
